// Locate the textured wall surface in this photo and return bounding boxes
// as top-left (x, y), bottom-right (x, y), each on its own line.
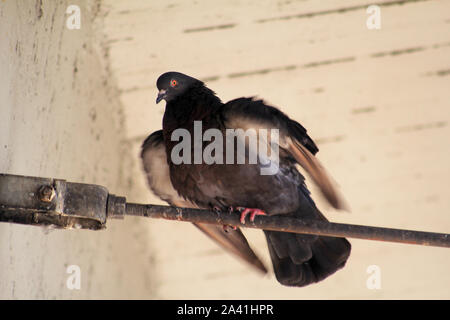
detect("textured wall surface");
top-left (1, 0), bottom-right (449, 299)
top-left (0, 1), bottom-right (155, 299)
top-left (102, 0), bottom-right (450, 299)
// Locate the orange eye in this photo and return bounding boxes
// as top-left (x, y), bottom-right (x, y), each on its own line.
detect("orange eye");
top-left (170, 79), bottom-right (178, 87)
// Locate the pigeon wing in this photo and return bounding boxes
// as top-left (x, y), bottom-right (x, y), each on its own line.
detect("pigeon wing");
top-left (221, 97), bottom-right (348, 210)
top-left (141, 130), bottom-right (267, 274)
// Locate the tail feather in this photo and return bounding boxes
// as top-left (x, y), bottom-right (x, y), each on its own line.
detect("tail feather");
top-left (309, 237), bottom-right (351, 281)
top-left (264, 198), bottom-right (351, 288)
top-left (265, 230), bottom-right (351, 287)
top-left (286, 235), bottom-right (315, 263)
top-left (263, 181), bottom-right (351, 287)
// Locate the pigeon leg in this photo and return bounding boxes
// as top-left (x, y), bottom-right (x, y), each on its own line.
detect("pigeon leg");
top-left (223, 224), bottom-right (237, 232)
top-left (237, 207), bottom-right (267, 224)
top-left (213, 206), bottom-right (237, 232)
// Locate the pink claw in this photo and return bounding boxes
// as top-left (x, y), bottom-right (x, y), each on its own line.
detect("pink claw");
top-left (237, 207), bottom-right (267, 224)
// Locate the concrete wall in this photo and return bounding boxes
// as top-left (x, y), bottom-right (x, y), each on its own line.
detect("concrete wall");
top-left (103, 0), bottom-right (450, 299)
top-left (1, 0), bottom-right (449, 299)
top-left (0, 1), bottom-right (155, 299)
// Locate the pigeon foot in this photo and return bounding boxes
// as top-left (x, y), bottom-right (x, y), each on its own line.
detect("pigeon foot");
top-left (236, 207), bottom-right (267, 224)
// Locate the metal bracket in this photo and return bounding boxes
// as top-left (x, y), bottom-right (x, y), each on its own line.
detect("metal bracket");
top-left (0, 173), bottom-right (123, 230)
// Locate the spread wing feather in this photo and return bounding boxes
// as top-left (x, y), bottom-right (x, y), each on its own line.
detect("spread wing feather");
top-left (221, 97), bottom-right (348, 210)
top-left (141, 130), bottom-right (267, 274)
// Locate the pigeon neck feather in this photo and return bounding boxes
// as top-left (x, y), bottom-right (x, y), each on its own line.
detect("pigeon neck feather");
top-left (163, 83), bottom-right (222, 128)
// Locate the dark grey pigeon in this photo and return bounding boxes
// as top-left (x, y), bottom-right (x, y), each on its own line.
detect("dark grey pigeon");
top-left (141, 71), bottom-right (351, 287)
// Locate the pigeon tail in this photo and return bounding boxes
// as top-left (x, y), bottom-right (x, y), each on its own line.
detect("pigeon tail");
top-left (263, 189), bottom-right (351, 287)
top-left (264, 228), bottom-right (351, 287)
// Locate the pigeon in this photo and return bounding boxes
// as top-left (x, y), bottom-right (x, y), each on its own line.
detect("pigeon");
top-left (141, 71), bottom-right (351, 287)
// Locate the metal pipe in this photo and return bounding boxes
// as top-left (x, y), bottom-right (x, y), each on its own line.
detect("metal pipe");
top-left (1, 173), bottom-right (449, 248)
top-left (124, 202), bottom-right (450, 248)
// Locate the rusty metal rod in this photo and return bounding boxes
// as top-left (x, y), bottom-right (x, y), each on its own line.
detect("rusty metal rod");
top-left (1, 173), bottom-right (448, 247)
top-left (124, 203), bottom-right (450, 248)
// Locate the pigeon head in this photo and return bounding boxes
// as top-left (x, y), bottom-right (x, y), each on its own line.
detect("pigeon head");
top-left (156, 72), bottom-right (202, 104)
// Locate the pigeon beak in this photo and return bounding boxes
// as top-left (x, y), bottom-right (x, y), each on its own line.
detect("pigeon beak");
top-left (156, 89), bottom-right (167, 104)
